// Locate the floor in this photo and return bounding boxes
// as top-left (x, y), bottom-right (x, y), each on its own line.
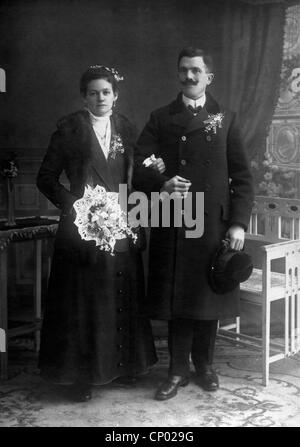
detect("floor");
top-left (1, 336), bottom-right (300, 427)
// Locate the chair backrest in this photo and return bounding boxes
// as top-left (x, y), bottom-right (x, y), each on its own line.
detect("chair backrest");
top-left (247, 196), bottom-right (300, 243)
top-left (245, 196), bottom-right (300, 270)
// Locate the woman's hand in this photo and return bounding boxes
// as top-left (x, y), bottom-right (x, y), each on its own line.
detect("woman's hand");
top-left (143, 154), bottom-right (166, 174)
top-left (151, 157), bottom-right (166, 174)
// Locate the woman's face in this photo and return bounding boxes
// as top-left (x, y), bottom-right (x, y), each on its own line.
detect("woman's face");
top-left (84, 78), bottom-right (118, 116)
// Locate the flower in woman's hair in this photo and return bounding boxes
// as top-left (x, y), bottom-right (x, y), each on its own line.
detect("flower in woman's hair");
top-left (89, 65), bottom-right (124, 82)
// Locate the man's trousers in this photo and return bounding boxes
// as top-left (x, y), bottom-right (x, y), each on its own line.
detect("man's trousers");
top-left (168, 318), bottom-right (218, 377)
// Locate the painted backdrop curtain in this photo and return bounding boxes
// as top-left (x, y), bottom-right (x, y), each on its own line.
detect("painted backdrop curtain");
top-left (0, 0), bottom-right (290, 150)
top-left (214, 1), bottom-right (286, 159)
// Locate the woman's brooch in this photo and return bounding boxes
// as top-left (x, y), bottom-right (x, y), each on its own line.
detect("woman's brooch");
top-left (203, 113), bottom-right (224, 134)
top-left (108, 134), bottom-right (125, 159)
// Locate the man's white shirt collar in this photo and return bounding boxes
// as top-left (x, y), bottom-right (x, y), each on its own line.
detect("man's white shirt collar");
top-left (182, 94), bottom-right (206, 109)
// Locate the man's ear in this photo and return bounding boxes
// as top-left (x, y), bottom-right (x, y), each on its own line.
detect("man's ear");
top-left (207, 73), bottom-right (214, 85)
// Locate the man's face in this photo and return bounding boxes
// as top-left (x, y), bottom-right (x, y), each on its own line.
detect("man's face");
top-left (178, 56), bottom-right (214, 100)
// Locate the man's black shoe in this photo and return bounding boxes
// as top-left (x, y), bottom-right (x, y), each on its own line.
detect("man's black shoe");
top-left (196, 365), bottom-right (219, 391)
top-left (155, 375), bottom-right (189, 401)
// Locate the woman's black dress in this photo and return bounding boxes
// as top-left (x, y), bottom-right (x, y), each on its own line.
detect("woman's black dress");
top-left (37, 110), bottom-right (157, 385)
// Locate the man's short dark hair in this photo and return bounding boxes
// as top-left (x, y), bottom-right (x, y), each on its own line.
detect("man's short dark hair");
top-left (177, 47), bottom-right (214, 72)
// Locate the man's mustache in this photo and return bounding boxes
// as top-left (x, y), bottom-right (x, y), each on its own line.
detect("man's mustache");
top-left (181, 80), bottom-right (198, 86)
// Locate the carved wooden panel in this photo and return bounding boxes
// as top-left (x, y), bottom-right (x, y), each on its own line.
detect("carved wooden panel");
top-left (267, 119), bottom-right (300, 170)
top-left (283, 5), bottom-right (300, 59)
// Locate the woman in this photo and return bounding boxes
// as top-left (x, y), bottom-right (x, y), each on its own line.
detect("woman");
top-left (37, 65), bottom-right (157, 402)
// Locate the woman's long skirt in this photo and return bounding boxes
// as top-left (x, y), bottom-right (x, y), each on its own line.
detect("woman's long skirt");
top-left (39, 246), bottom-right (157, 385)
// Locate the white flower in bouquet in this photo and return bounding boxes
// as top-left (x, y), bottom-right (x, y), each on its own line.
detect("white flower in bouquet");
top-left (73, 184), bottom-right (137, 255)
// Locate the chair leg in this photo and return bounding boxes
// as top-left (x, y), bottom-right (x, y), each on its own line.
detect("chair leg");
top-left (262, 298), bottom-right (270, 386)
top-left (0, 335), bottom-right (8, 381)
top-left (35, 329), bottom-right (41, 353)
top-left (34, 240), bottom-right (42, 353)
top-left (297, 293), bottom-right (300, 353)
top-left (236, 316), bottom-right (240, 334)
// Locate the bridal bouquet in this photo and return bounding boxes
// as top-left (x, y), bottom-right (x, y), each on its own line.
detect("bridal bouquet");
top-left (73, 185), bottom-right (137, 255)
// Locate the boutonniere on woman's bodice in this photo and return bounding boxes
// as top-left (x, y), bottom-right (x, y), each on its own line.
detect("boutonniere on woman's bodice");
top-left (108, 134), bottom-right (125, 159)
top-left (203, 113), bottom-right (224, 134)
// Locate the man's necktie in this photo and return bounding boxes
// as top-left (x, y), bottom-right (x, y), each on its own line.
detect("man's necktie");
top-left (187, 105), bottom-right (203, 115)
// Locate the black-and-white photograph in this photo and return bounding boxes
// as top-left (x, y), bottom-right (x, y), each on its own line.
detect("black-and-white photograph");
top-left (0, 0), bottom-right (299, 430)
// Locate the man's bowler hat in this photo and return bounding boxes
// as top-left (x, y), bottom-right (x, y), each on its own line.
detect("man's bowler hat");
top-left (209, 238), bottom-right (253, 294)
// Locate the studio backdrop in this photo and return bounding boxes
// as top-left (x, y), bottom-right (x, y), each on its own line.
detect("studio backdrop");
top-left (0, 0), bottom-right (294, 159)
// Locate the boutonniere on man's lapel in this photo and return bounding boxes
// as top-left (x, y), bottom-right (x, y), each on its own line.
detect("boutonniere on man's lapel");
top-left (203, 113), bottom-right (224, 134)
top-left (108, 134), bottom-right (125, 159)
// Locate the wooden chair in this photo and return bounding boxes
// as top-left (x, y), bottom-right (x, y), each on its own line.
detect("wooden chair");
top-left (218, 196), bottom-right (300, 386)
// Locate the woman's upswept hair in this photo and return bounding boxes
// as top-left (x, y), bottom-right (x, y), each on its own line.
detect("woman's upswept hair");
top-left (80, 66), bottom-right (119, 95)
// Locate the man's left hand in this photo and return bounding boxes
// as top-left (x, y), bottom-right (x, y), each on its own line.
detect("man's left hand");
top-left (225, 225), bottom-right (245, 251)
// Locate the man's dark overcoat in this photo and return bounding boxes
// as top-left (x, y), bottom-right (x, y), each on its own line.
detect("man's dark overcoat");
top-left (37, 109), bottom-right (157, 385)
top-left (133, 93), bottom-right (254, 321)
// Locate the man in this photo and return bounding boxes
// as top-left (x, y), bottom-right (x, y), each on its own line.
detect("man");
top-left (133, 47), bottom-right (254, 400)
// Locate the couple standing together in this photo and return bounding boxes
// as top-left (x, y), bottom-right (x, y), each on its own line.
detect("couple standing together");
top-left (37, 47), bottom-right (254, 402)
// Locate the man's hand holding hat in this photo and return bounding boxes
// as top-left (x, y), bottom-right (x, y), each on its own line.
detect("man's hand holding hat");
top-left (226, 225), bottom-right (245, 251)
